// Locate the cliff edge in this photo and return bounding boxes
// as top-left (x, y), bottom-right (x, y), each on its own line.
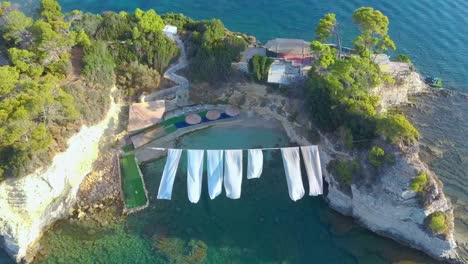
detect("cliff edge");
top-left (0, 98), bottom-right (120, 262)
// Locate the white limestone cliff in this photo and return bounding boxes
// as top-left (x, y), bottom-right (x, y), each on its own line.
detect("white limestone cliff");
top-left (323, 146), bottom-right (459, 262)
top-left (0, 99), bottom-right (120, 262)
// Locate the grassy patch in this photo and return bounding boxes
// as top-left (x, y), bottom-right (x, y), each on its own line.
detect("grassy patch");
top-left (120, 155), bottom-right (148, 209)
top-left (121, 145), bottom-right (135, 153)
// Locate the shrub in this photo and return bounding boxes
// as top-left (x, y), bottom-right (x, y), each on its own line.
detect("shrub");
top-left (410, 171), bottom-right (428, 192)
top-left (116, 61), bottom-right (161, 97)
top-left (377, 114), bottom-right (419, 145)
top-left (427, 211), bottom-right (448, 235)
top-left (161, 13), bottom-right (194, 29)
top-left (368, 146), bottom-right (386, 168)
top-left (331, 159), bottom-right (360, 186)
top-left (95, 11), bottom-right (132, 40)
top-left (82, 41), bottom-right (116, 87)
top-left (395, 54), bottom-right (412, 65)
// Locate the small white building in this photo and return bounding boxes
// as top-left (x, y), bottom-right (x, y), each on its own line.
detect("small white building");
top-left (267, 60), bottom-right (303, 85)
top-left (163, 25), bottom-right (178, 38)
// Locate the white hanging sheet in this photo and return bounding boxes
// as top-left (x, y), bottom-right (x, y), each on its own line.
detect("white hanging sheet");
top-left (281, 147), bottom-right (305, 201)
top-left (207, 150), bottom-right (224, 199)
top-left (157, 149), bottom-right (183, 200)
top-left (247, 149), bottom-right (263, 179)
top-left (223, 150), bottom-right (243, 199)
top-left (187, 150), bottom-right (205, 203)
top-left (300, 146), bottom-right (323, 196)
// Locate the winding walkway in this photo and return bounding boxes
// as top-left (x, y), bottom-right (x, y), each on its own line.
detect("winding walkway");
top-left (144, 35), bottom-right (189, 102)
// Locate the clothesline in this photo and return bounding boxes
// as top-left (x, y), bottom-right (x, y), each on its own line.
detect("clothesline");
top-left (147, 146), bottom-right (313, 151)
top-left (155, 146), bottom-right (323, 202)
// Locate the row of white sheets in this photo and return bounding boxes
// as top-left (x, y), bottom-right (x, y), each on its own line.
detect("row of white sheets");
top-left (157, 146), bottom-right (322, 202)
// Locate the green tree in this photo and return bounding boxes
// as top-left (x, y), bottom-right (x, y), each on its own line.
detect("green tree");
top-left (116, 61), bottom-right (161, 96)
top-left (134, 8), bottom-right (164, 33)
top-left (352, 7), bottom-right (396, 57)
top-left (82, 41), bottom-right (116, 87)
top-left (40, 0), bottom-right (64, 23)
top-left (331, 159), bottom-right (360, 186)
top-left (377, 113), bottom-right (419, 145)
top-left (75, 29), bottom-right (91, 47)
top-left (0, 1), bottom-right (11, 16)
top-left (368, 146), bottom-right (385, 167)
top-left (0, 66), bottom-right (19, 97)
top-left (7, 48), bottom-right (35, 73)
top-left (95, 11), bottom-right (131, 40)
top-left (248, 55), bottom-right (273, 82)
top-left (315, 13), bottom-right (342, 58)
top-left (201, 19), bottom-right (225, 44)
top-left (70, 12), bottom-right (103, 37)
top-left (1, 10), bottom-right (33, 44)
top-left (310, 41), bottom-right (336, 69)
top-left (410, 171), bottom-right (428, 192)
top-left (427, 212), bottom-right (448, 235)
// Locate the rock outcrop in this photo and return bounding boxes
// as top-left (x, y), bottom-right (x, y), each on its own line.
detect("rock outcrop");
top-left (324, 145), bottom-right (459, 262)
top-left (372, 71), bottom-right (427, 111)
top-left (0, 99), bottom-right (120, 262)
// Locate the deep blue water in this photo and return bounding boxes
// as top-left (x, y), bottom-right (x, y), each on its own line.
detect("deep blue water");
top-left (52, 0), bottom-right (468, 92)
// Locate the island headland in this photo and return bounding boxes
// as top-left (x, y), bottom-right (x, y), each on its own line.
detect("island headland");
top-left (0, 1), bottom-right (465, 263)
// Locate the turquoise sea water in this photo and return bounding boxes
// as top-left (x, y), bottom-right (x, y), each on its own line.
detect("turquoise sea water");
top-left (50, 0), bottom-right (468, 92)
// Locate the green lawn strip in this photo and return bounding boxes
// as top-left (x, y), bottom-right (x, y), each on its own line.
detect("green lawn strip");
top-left (199, 111), bottom-right (208, 118)
top-left (120, 155), bottom-right (148, 209)
top-left (160, 115), bottom-right (186, 127)
top-left (121, 145), bottom-right (135, 153)
top-left (164, 125), bottom-right (178, 134)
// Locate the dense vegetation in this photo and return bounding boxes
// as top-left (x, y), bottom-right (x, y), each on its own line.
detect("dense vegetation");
top-left (0, 1), bottom-right (81, 180)
top-left (161, 14), bottom-right (247, 83)
top-left (308, 7), bottom-right (419, 151)
top-left (0, 1), bottom-right (181, 181)
top-left (69, 8), bottom-right (179, 95)
top-left (308, 8), bottom-right (421, 188)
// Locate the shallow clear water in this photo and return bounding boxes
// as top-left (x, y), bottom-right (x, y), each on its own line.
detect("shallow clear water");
top-left (28, 124), bottom-right (436, 264)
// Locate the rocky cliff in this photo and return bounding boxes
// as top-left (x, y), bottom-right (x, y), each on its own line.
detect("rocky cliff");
top-left (372, 71), bottom-right (428, 111)
top-left (0, 99), bottom-right (120, 262)
top-left (324, 145), bottom-right (459, 262)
